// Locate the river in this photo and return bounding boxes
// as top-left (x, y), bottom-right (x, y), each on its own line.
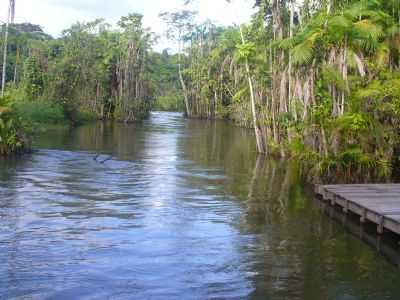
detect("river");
top-left (0, 112), bottom-right (400, 299)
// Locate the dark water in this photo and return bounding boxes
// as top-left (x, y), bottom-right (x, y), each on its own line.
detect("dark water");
top-left (1, 112), bottom-right (400, 300)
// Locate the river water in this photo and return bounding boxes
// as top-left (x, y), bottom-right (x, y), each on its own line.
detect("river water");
top-left (0, 112), bottom-right (400, 299)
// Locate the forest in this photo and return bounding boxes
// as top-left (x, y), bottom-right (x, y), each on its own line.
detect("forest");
top-left (0, 9), bottom-right (182, 155)
top-left (1, 0), bottom-right (400, 183)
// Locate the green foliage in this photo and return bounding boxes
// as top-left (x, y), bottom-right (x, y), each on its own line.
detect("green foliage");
top-left (0, 17), bottom-right (157, 155)
top-left (176, 0), bottom-right (400, 182)
top-left (147, 51), bottom-right (182, 111)
top-left (236, 42), bottom-right (256, 60)
top-left (1, 0), bottom-right (400, 182)
top-left (13, 100), bottom-right (66, 126)
top-left (154, 95), bottom-right (184, 111)
top-left (311, 97), bottom-right (332, 124)
top-left (22, 54), bottom-right (45, 100)
top-left (336, 113), bottom-right (369, 132)
top-left (74, 109), bottom-right (98, 125)
top-left (322, 65), bottom-right (346, 91)
top-left (0, 98), bottom-right (30, 155)
top-left (233, 87), bottom-right (248, 103)
top-left (291, 42), bottom-right (314, 66)
top-left (353, 19), bottom-right (383, 52)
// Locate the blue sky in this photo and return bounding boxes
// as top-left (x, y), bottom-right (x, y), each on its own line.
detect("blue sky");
top-left (0, 0), bottom-right (255, 51)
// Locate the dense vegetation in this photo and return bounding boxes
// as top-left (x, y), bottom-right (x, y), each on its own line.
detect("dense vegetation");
top-left (1, 15), bottom-right (158, 123)
top-left (1, 0), bottom-right (400, 183)
top-left (167, 0), bottom-right (400, 182)
top-left (0, 8), bottom-right (181, 153)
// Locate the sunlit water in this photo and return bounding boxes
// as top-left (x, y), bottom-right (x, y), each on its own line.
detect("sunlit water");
top-left (1, 112), bottom-right (400, 299)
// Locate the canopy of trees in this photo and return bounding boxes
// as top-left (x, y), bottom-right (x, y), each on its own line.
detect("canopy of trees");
top-left (0, 14), bottom-right (181, 123)
top-left (1, 0), bottom-right (400, 183)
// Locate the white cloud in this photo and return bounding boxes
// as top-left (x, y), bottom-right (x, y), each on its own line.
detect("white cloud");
top-left (0, 0), bottom-right (255, 51)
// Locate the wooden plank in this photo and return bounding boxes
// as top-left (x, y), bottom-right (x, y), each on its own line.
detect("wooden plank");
top-left (386, 215), bottom-right (400, 222)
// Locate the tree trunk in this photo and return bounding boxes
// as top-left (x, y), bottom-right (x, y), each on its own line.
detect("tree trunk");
top-left (179, 61), bottom-right (190, 117)
top-left (1, 2), bottom-right (11, 96)
top-left (13, 45), bottom-right (19, 85)
top-left (178, 34), bottom-right (190, 118)
top-left (239, 24), bottom-right (266, 153)
top-left (289, 0), bottom-right (297, 121)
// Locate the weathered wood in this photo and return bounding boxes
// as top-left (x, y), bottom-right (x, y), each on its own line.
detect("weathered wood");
top-left (315, 184), bottom-right (400, 235)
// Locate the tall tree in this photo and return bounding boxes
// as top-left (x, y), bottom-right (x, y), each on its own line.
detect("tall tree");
top-left (1, 0), bottom-right (15, 96)
top-left (159, 10), bottom-right (197, 117)
top-left (227, 0), bottom-right (266, 153)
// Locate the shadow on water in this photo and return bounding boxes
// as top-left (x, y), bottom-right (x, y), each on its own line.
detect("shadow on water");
top-left (0, 112), bottom-right (400, 299)
top-left (315, 198), bottom-right (400, 270)
top-left (179, 116), bottom-right (400, 300)
top-left (241, 158), bottom-right (400, 300)
top-left (32, 121), bottom-right (149, 160)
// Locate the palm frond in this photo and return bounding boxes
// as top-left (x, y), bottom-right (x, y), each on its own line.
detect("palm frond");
top-left (278, 37), bottom-right (295, 50)
top-left (291, 42), bottom-right (313, 66)
top-left (328, 16), bottom-right (352, 33)
top-left (353, 19), bottom-right (383, 52)
top-left (305, 29), bottom-right (324, 44)
top-left (375, 42), bottom-right (390, 68)
top-left (322, 65), bottom-right (346, 91)
top-left (356, 86), bottom-right (380, 99)
top-left (353, 19), bottom-right (383, 40)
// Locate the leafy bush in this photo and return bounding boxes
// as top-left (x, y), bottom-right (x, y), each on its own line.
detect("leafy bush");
top-left (0, 99), bottom-right (30, 155)
top-left (74, 109), bottom-right (98, 125)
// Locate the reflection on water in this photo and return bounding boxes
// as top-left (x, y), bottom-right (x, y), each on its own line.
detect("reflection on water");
top-left (0, 112), bottom-right (399, 300)
top-left (315, 198), bottom-right (400, 270)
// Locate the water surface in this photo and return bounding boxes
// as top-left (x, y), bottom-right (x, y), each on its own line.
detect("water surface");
top-left (1, 112), bottom-right (400, 299)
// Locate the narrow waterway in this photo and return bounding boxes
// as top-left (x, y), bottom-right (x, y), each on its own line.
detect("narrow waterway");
top-left (0, 112), bottom-right (399, 299)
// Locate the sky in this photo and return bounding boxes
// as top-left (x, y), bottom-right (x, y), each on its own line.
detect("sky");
top-left (0, 0), bottom-right (256, 52)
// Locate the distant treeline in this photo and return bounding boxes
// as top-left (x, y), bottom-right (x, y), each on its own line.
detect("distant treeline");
top-left (0, 14), bottom-right (182, 154)
top-left (0, 15), bottom-right (183, 124)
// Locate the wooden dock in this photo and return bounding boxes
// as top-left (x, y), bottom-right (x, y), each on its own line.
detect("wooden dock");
top-left (315, 184), bottom-right (400, 235)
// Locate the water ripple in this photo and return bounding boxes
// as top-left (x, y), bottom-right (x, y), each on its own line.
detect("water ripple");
top-left (1, 112), bottom-right (400, 300)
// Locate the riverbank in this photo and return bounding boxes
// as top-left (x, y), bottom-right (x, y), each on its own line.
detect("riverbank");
top-left (0, 98), bottom-right (99, 156)
top-left (179, 111), bottom-right (398, 184)
top-left (165, 0), bottom-right (400, 185)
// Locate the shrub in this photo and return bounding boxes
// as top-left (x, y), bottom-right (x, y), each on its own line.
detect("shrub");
top-left (0, 102), bottom-right (30, 155)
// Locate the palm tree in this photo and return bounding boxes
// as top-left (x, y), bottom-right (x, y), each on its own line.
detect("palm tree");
top-left (226, 0), bottom-right (267, 153)
top-left (159, 10), bottom-right (197, 118)
top-left (1, 0), bottom-right (15, 97)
